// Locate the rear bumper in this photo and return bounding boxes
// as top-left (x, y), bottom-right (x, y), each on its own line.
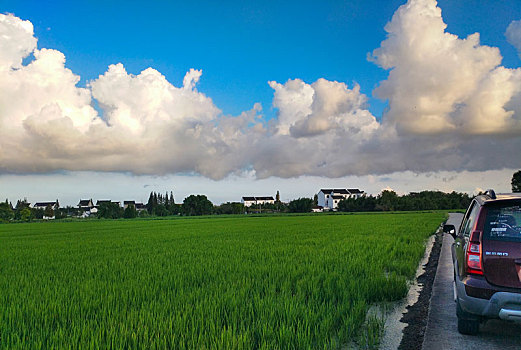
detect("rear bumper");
top-left (456, 275), bottom-right (521, 321)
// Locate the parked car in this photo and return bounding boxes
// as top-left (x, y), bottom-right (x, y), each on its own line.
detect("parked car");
top-left (444, 190), bottom-right (521, 335)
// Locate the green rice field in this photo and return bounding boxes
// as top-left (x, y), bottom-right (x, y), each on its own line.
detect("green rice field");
top-left (0, 212), bottom-right (446, 349)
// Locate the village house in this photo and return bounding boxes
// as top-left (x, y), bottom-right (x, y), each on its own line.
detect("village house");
top-left (123, 201), bottom-right (135, 210)
top-left (78, 199), bottom-right (94, 210)
top-left (77, 199), bottom-right (97, 217)
top-left (317, 189), bottom-right (365, 211)
top-left (241, 196), bottom-right (275, 207)
top-left (135, 203), bottom-right (147, 212)
top-left (33, 200), bottom-right (59, 211)
top-left (123, 201), bottom-right (147, 212)
top-left (33, 200), bottom-right (59, 219)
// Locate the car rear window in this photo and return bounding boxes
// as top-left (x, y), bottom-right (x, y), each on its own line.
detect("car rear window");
top-left (484, 201), bottom-right (521, 242)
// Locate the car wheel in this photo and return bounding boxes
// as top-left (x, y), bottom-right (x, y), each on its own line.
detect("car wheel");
top-left (456, 300), bottom-right (480, 335)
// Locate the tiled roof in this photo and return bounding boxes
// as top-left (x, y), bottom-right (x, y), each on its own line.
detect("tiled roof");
top-left (242, 196), bottom-right (274, 201)
top-left (321, 188), bottom-right (363, 194)
top-left (256, 196), bottom-right (274, 200)
top-left (331, 195), bottom-right (345, 200)
top-left (34, 201), bottom-right (57, 207)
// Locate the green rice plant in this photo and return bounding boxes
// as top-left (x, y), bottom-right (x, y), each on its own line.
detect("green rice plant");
top-left (0, 212), bottom-right (445, 349)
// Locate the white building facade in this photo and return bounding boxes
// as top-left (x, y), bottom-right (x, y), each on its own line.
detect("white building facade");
top-left (241, 196), bottom-right (275, 207)
top-left (317, 189), bottom-right (364, 210)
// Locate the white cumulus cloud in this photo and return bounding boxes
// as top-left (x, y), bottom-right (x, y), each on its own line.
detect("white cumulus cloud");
top-left (506, 19), bottom-right (521, 58)
top-left (269, 78), bottom-right (379, 138)
top-left (1, 1), bottom-right (521, 181)
top-left (370, 0), bottom-right (521, 135)
top-left (0, 13), bottom-right (262, 178)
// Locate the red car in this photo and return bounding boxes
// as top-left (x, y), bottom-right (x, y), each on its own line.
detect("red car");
top-left (444, 190), bottom-right (521, 335)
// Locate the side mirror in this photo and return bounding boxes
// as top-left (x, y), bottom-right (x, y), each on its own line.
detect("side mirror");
top-left (443, 224), bottom-right (457, 239)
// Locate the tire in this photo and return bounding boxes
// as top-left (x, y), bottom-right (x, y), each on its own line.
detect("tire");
top-left (456, 300), bottom-right (480, 335)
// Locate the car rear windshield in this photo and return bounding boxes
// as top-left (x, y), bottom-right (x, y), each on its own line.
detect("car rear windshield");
top-left (484, 201), bottom-right (521, 242)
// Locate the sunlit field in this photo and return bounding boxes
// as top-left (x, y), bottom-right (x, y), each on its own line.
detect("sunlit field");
top-left (0, 212), bottom-right (445, 349)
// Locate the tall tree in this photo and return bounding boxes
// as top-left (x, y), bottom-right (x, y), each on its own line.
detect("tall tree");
top-left (20, 208), bottom-right (32, 222)
top-left (215, 202), bottom-right (245, 215)
top-left (147, 192), bottom-right (155, 214)
top-left (0, 201), bottom-right (14, 222)
top-left (512, 170), bottom-right (521, 192)
top-left (98, 202), bottom-right (123, 219)
top-left (14, 199), bottom-right (30, 220)
top-left (182, 195), bottom-right (213, 216)
top-left (377, 190), bottom-right (399, 211)
top-left (44, 204), bottom-right (54, 218)
top-left (123, 204), bottom-right (137, 219)
top-left (288, 198), bottom-right (313, 213)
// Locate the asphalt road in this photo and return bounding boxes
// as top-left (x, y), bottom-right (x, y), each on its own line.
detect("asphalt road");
top-left (422, 213), bottom-right (521, 349)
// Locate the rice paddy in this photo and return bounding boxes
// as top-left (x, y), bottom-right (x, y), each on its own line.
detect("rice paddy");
top-left (0, 212), bottom-right (445, 349)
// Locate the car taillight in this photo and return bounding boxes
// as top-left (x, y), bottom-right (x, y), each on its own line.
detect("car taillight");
top-left (467, 242), bottom-right (483, 275)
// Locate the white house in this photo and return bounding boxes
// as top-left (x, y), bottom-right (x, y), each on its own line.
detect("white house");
top-left (135, 203), bottom-right (147, 212)
top-left (317, 188), bottom-right (365, 210)
top-left (346, 188), bottom-right (364, 199)
top-left (241, 196), bottom-right (275, 207)
top-left (123, 201), bottom-right (135, 210)
top-left (78, 199), bottom-right (95, 217)
top-left (242, 197), bottom-right (256, 207)
top-left (123, 201), bottom-right (147, 212)
top-left (33, 200), bottom-right (59, 211)
top-left (33, 200), bottom-right (59, 219)
top-left (78, 199), bottom-right (94, 210)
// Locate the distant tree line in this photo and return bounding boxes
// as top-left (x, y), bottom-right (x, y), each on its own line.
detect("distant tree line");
top-left (0, 199), bottom-right (70, 223)
top-left (0, 188), bottom-right (482, 223)
top-left (288, 198), bottom-right (314, 213)
top-left (146, 191), bottom-right (179, 216)
top-left (336, 190), bottom-right (471, 212)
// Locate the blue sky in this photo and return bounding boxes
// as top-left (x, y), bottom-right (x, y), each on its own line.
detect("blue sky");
top-left (4, 0), bottom-right (520, 120)
top-left (1, 0), bottom-right (521, 205)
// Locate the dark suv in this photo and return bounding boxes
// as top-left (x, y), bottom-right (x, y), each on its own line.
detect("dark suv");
top-left (443, 190), bottom-right (521, 335)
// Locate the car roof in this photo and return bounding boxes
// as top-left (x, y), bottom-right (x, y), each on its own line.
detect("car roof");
top-left (475, 193), bottom-right (521, 206)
